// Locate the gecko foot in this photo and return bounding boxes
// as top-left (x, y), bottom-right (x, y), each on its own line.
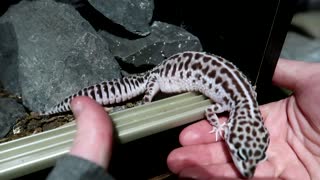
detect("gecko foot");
top-left (209, 122), bottom-right (227, 141)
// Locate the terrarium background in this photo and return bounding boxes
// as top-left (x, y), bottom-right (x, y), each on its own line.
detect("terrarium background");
top-left (0, 0), bottom-right (301, 179)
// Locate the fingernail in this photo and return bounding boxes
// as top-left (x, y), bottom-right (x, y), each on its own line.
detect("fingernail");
top-left (71, 99), bottom-right (84, 118)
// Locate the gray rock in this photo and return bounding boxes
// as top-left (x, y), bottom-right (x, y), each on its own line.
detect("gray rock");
top-left (99, 21), bottom-right (203, 67)
top-left (0, 22), bottom-right (20, 95)
top-left (0, 0), bottom-right (121, 112)
top-left (0, 98), bottom-right (26, 138)
top-left (55, 0), bottom-right (86, 8)
top-left (89, 0), bottom-right (154, 36)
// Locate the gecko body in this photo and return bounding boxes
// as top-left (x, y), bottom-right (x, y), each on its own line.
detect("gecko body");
top-left (41, 51), bottom-right (269, 178)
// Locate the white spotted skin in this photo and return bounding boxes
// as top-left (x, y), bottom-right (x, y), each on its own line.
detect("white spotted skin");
top-left (40, 51), bottom-right (270, 178)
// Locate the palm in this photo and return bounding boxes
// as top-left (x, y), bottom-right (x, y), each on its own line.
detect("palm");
top-left (167, 59), bottom-right (320, 179)
top-left (263, 63), bottom-right (320, 179)
top-left (259, 97), bottom-right (319, 179)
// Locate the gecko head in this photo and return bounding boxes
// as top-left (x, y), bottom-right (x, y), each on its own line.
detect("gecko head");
top-left (226, 122), bottom-right (270, 178)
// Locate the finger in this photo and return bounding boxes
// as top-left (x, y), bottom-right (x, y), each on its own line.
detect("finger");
top-left (254, 162), bottom-right (276, 179)
top-left (272, 58), bottom-right (313, 91)
top-left (259, 99), bottom-right (289, 139)
top-left (179, 117), bottom-right (228, 146)
top-left (272, 58), bottom-right (300, 90)
top-left (69, 96), bottom-right (113, 169)
top-left (179, 161), bottom-right (275, 180)
top-left (179, 120), bottom-right (215, 146)
top-left (179, 163), bottom-right (241, 179)
top-left (167, 142), bottom-right (231, 174)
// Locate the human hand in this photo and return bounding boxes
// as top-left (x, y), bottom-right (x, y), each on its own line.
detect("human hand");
top-left (69, 96), bottom-right (113, 169)
top-left (167, 59), bottom-right (320, 179)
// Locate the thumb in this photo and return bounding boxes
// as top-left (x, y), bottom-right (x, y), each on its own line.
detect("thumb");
top-left (69, 96), bottom-right (113, 169)
top-left (272, 58), bottom-right (316, 91)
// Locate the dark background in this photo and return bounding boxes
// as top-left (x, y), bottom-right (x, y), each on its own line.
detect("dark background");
top-left (152, 0), bottom-right (297, 105)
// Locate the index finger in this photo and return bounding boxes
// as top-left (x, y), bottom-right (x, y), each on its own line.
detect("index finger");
top-left (272, 58), bottom-right (315, 91)
top-left (179, 116), bottom-right (228, 146)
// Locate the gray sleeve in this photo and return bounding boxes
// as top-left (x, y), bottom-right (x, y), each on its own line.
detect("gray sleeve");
top-left (47, 154), bottom-right (114, 180)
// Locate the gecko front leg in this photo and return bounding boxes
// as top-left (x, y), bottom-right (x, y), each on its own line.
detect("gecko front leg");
top-left (205, 104), bottom-right (229, 141)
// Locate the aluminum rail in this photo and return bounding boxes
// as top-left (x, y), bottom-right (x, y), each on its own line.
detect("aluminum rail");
top-left (0, 92), bottom-right (211, 179)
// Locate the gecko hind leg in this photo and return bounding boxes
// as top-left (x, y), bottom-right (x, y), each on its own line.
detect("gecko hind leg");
top-left (205, 104), bottom-right (229, 141)
top-left (142, 76), bottom-right (160, 104)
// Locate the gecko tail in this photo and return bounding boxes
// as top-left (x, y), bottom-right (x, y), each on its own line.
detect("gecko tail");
top-left (39, 74), bottom-right (148, 116)
top-left (39, 99), bottom-right (72, 116)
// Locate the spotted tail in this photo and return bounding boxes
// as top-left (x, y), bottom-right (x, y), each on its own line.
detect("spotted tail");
top-left (40, 74), bottom-right (148, 115)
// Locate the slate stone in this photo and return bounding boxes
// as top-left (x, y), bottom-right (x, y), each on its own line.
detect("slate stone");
top-left (99, 21), bottom-right (203, 68)
top-left (88, 0), bottom-right (154, 36)
top-left (55, 0), bottom-right (86, 8)
top-left (0, 22), bottom-right (20, 95)
top-left (0, 98), bottom-right (26, 138)
top-left (0, 0), bottom-right (121, 112)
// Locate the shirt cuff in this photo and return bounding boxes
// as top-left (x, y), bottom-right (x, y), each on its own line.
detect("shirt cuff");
top-left (47, 154), bottom-right (114, 180)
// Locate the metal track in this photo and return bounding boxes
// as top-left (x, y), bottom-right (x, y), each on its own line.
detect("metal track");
top-left (0, 92), bottom-right (211, 179)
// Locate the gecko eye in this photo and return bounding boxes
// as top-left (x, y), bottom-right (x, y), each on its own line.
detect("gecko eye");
top-left (258, 152), bottom-right (267, 161)
top-left (237, 150), bottom-right (247, 161)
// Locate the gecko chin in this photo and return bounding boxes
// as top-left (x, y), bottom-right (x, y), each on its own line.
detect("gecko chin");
top-left (232, 157), bottom-right (256, 178)
top-left (231, 149), bottom-right (268, 178)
